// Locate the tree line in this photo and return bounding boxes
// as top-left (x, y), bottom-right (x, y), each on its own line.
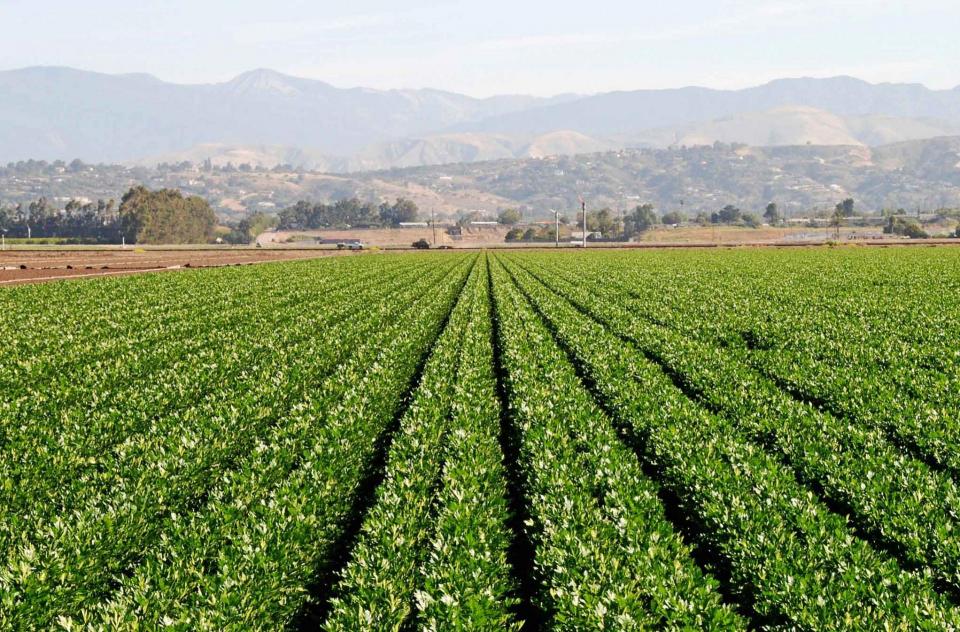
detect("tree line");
top-left (0, 186), bottom-right (216, 244)
top-left (0, 198), bottom-right (120, 241)
top-left (501, 201), bottom-right (786, 242)
top-left (276, 198), bottom-right (419, 231)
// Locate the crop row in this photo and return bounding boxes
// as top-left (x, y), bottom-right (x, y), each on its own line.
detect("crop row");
top-left (560, 249), bottom-right (960, 473)
top-left (488, 256), bottom-right (742, 629)
top-left (497, 253), bottom-right (960, 629)
top-left (323, 260), bottom-right (517, 630)
top-left (508, 253), bottom-right (960, 597)
top-left (69, 255), bottom-right (472, 629)
top-left (0, 257), bottom-right (434, 556)
top-left (4, 247), bottom-right (958, 630)
top-left (0, 258), bottom-right (359, 388)
top-left (0, 257), bottom-right (416, 436)
top-left (1, 255), bottom-right (472, 628)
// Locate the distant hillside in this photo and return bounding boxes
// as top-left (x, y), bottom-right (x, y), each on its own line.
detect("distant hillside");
top-left (628, 106), bottom-right (960, 148)
top-left (147, 108), bottom-right (960, 174)
top-left (141, 144), bottom-right (332, 170)
top-left (3, 68), bottom-right (960, 170)
top-left (145, 132), bottom-right (616, 172)
top-left (5, 137), bottom-right (960, 221)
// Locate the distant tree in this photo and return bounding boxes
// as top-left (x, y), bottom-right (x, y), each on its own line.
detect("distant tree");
top-left (119, 186), bottom-right (216, 244)
top-left (835, 198), bottom-right (856, 218)
top-left (412, 238), bottom-right (430, 249)
top-left (884, 216), bottom-right (928, 239)
top-left (764, 202), bottom-right (781, 224)
top-left (0, 205), bottom-right (13, 233)
top-left (543, 223), bottom-right (560, 242)
top-left (714, 205), bottom-right (741, 224)
top-left (589, 208), bottom-right (620, 237)
top-left (380, 198), bottom-right (419, 226)
top-left (457, 211), bottom-right (478, 228)
top-left (955, 223), bottom-right (960, 238)
top-left (505, 227), bottom-right (525, 242)
top-left (742, 213), bottom-right (761, 228)
top-left (661, 210), bottom-right (686, 226)
top-left (498, 208), bottom-right (522, 225)
top-left (278, 197), bottom-right (393, 230)
top-left (830, 198), bottom-right (855, 238)
top-left (28, 196), bottom-right (55, 219)
top-left (624, 204), bottom-right (658, 237)
top-left (522, 227), bottom-right (539, 241)
top-left (227, 211), bottom-right (277, 244)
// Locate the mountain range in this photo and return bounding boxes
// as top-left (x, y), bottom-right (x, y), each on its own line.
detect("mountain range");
top-left (2, 67), bottom-right (960, 170)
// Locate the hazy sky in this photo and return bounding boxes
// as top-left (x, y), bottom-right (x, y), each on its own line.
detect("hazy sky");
top-left (1, 0), bottom-right (957, 96)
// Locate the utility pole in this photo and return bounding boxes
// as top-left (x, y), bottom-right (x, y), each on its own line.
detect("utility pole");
top-left (579, 196), bottom-right (587, 248)
top-left (431, 209), bottom-right (437, 246)
top-left (550, 209), bottom-right (560, 248)
top-left (617, 193), bottom-right (624, 241)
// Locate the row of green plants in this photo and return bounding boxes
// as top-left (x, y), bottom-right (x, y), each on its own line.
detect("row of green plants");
top-left (413, 264), bottom-right (517, 630)
top-left (4, 247), bottom-right (958, 629)
top-left (511, 253), bottom-right (960, 599)
top-left (0, 259), bottom-right (419, 465)
top-left (0, 259), bottom-right (433, 556)
top-left (324, 261), bottom-right (517, 630)
top-left (1, 256), bottom-right (471, 628)
top-left (489, 256), bottom-right (742, 629)
top-left (0, 256), bottom-right (409, 396)
top-left (81, 256), bottom-right (471, 629)
top-left (499, 253), bottom-right (960, 629)
top-left (566, 248), bottom-right (960, 472)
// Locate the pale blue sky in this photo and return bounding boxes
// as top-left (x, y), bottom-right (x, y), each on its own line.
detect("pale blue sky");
top-left (1, 0), bottom-right (957, 96)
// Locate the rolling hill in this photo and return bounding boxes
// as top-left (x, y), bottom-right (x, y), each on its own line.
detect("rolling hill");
top-left (627, 106), bottom-right (960, 149)
top-left (5, 137), bottom-right (960, 221)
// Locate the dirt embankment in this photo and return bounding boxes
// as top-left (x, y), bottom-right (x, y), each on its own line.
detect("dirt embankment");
top-left (0, 248), bottom-right (341, 286)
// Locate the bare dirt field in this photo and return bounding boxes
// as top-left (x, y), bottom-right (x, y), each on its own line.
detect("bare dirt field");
top-left (0, 248), bottom-right (343, 285)
top-left (636, 225), bottom-right (872, 244)
top-left (262, 224), bottom-right (959, 249)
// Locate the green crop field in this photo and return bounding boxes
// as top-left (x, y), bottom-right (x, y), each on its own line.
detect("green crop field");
top-left (1, 247), bottom-right (959, 630)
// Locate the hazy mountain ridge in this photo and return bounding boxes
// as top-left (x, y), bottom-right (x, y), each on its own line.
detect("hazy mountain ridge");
top-left (460, 76), bottom-right (960, 136)
top-left (0, 67), bottom-right (571, 163)
top-left (3, 67), bottom-right (960, 170)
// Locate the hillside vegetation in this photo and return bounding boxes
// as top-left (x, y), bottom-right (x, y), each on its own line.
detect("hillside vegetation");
top-left (3, 136), bottom-right (960, 222)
